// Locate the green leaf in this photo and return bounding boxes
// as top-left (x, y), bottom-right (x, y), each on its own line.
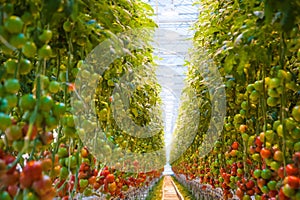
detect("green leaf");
top-left (224, 54), bottom-right (235, 74)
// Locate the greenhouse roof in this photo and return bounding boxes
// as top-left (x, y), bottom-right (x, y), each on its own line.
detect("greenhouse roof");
top-left (142, 0), bottom-right (199, 163)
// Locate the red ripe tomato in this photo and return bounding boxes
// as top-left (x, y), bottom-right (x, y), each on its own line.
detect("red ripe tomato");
top-left (249, 146), bottom-right (256, 154)
top-left (227, 192), bottom-right (233, 198)
top-left (40, 131), bottom-right (54, 145)
top-left (23, 161), bottom-right (42, 181)
top-left (268, 190), bottom-right (278, 197)
top-left (92, 169), bottom-right (98, 176)
top-left (41, 188), bottom-right (56, 200)
top-left (236, 181), bottom-right (242, 189)
top-left (7, 184), bottom-right (18, 196)
top-left (278, 167), bottom-right (285, 179)
top-left (221, 172), bottom-right (227, 178)
top-left (88, 176), bottom-right (96, 185)
top-left (1, 171), bottom-right (19, 186)
top-left (286, 164), bottom-right (299, 176)
top-left (3, 155), bottom-right (16, 174)
top-left (68, 180), bottom-right (74, 192)
top-left (246, 189), bottom-right (255, 196)
top-left (81, 147), bottom-right (89, 158)
top-left (22, 124), bottom-right (38, 140)
top-left (293, 152), bottom-right (300, 164)
top-left (224, 174), bottom-right (230, 183)
top-left (231, 141), bottom-right (239, 150)
top-left (255, 137), bottom-right (263, 147)
top-left (108, 182), bottom-right (117, 192)
top-left (79, 171), bottom-right (88, 179)
top-left (70, 175), bottom-right (75, 182)
top-left (220, 168), bottom-right (226, 173)
top-left (68, 83), bottom-right (76, 91)
top-left (41, 158), bottom-right (52, 172)
top-left (103, 183), bottom-right (109, 193)
top-left (62, 196), bottom-right (69, 200)
top-left (246, 180), bottom-right (255, 189)
top-left (229, 149), bottom-right (238, 157)
top-left (255, 146), bottom-right (262, 154)
top-left (236, 188), bottom-right (244, 198)
top-left (100, 169), bottom-right (110, 177)
top-left (32, 175), bottom-right (53, 196)
top-left (20, 172), bottom-right (33, 188)
top-left (257, 178), bottom-right (266, 188)
top-left (260, 148), bottom-right (272, 159)
top-left (287, 176), bottom-right (300, 189)
top-left (254, 186), bottom-right (261, 194)
top-left (93, 182), bottom-right (101, 190)
top-left (261, 194), bottom-right (268, 200)
top-left (237, 162), bottom-right (243, 168)
top-left (79, 163), bottom-right (89, 172)
top-left (239, 124), bottom-right (248, 133)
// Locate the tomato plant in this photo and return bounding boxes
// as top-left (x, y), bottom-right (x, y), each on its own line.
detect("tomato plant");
top-left (0, 0), bottom-right (164, 199)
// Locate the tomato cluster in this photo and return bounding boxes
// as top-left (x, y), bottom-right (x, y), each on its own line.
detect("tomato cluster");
top-left (171, 0), bottom-right (300, 199)
top-left (0, 149), bottom-right (56, 200)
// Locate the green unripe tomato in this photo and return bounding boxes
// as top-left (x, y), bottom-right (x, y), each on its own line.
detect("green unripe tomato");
top-left (53, 102), bottom-right (66, 117)
top-left (38, 45), bottom-right (52, 59)
top-left (0, 191), bottom-right (12, 200)
top-left (40, 75), bottom-right (50, 89)
top-left (5, 59), bottom-right (18, 74)
top-left (22, 41), bottom-right (37, 58)
top-left (0, 113), bottom-right (12, 131)
top-left (267, 97), bottom-right (279, 107)
top-left (63, 21), bottom-right (72, 32)
top-left (38, 29), bottom-right (53, 43)
top-left (40, 96), bottom-right (53, 112)
top-left (19, 94), bottom-right (36, 111)
top-left (6, 94), bottom-right (18, 108)
top-left (292, 105), bottom-right (300, 122)
top-left (45, 116), bottom-right (58, 130)
top-left (59, 166), bottom-right (69, 179)
top-left (79, 179), bottom-right (89, 189)
top-left (268, 78), bottom-right (281, 89)
top-left (12, 139), bottom-right (24, 152)
top-left (59, 71), bottom-right (67, 82)
top-left (48, 81), bottom-right (60, 93)
top-left (19, 58), bottom-right (32, 75)
top-left (57, 147), bottom-right (68, 158)
top-left (4, 15), bottom-right (24, 33)
top-left (9, 33), bottom-right (27, 48)
top-left (4, 78), bottom-right (20, 94)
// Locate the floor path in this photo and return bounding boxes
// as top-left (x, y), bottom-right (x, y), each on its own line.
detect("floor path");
top-left (162, 176), bottom-right (183, 200)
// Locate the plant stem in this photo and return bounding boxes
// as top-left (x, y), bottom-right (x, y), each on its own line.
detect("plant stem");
top-left (14, 50), bottom-right (22, 78)
top-left (280, 32), bottom-right (287, 175)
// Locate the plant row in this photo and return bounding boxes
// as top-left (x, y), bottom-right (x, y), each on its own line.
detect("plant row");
top-left (0, 0), bottom-right (164, 199)
top-left (171, 0), bottom-right (300, 199)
